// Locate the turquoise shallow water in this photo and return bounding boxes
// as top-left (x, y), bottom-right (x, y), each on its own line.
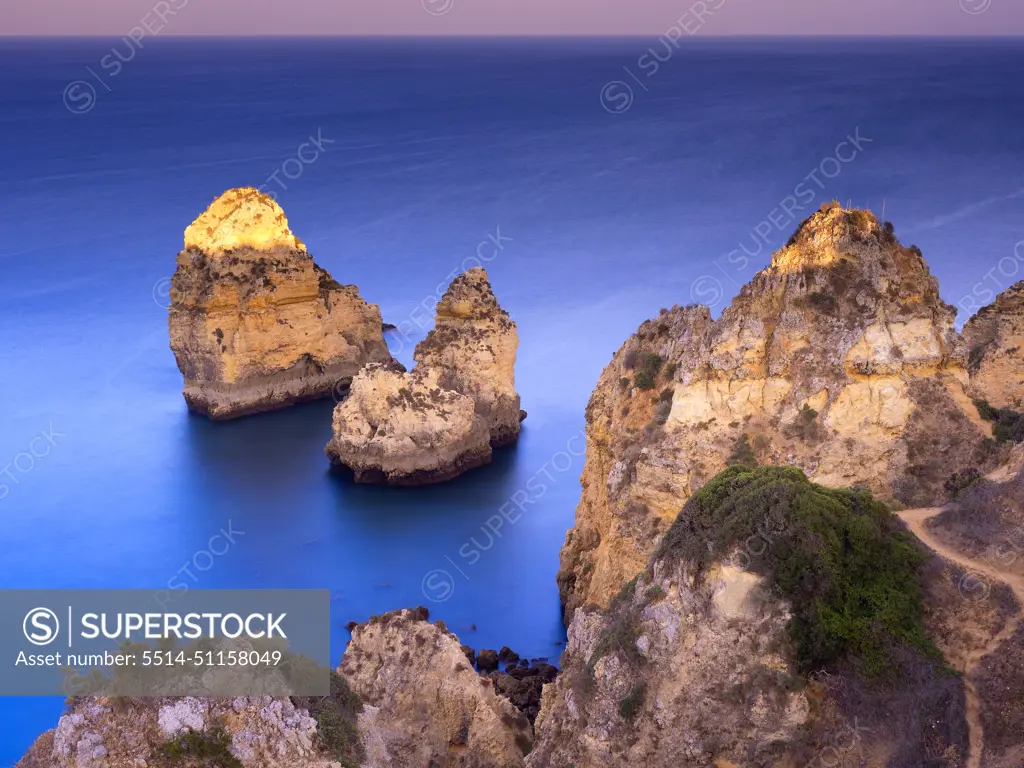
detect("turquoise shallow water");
top-left (1, 36), bottom-right (1023, 760)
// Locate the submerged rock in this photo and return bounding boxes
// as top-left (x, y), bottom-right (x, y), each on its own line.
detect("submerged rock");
top-left (326, 267), bottom-right (522, 484)
top-left (168, 187), bottom-right (392, 420)
top-left (963, 279), bottom-right (1024, 409)
top-left (558, 205), bottom-right (998, 617)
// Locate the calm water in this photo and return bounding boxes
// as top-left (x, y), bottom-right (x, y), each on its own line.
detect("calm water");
top-left (1, 36), bottom-right (1023, 759)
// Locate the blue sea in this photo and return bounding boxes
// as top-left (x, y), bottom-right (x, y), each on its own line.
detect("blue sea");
top-left (1, 36), bottom-right (1023, 760)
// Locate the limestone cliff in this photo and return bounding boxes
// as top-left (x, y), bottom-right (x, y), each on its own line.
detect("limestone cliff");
top-left (169, 187), bottom-right (392, 420)
top-left (558, 205), bottom-right (997, 617)
top-left (326, 268), bottom-right (522, 484)
top-left (530, 466), bottom-right (1014, 768)
top-left (963, 280), bottom-right (1024, 409)
top-left (340, 608), bottom-right (532, 767)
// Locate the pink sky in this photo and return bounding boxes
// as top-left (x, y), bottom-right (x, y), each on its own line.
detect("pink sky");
top-left (2, 0), bottom-right (1021, 36)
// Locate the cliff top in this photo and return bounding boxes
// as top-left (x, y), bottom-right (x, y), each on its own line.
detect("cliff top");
top-left (436, 267), bottom-right (510, 322)
top-left (183, 187), bottom-right (305, 255)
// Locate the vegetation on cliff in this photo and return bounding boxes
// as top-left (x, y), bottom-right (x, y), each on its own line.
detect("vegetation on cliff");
top-left (655, 465), bottom-right (938, 676)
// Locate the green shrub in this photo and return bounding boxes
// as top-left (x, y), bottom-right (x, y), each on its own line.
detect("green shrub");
top-left (975, 398), bottom-right (1024, 443)
top-left (155, 727), bottom-right (242, 768)
top-left (655, 466), bottom-right (938, 678)
top-left (633, 371), bottom-right (655, 390)
top-left (619, 682), bottom-right (647, 720)
top-left (944, 468), bottom-right (984, 499)
top-left (292, 671), bottom-right (364, 767)
top-left (974, 398), bottom-right (999, 422)
top-left (727, 434), bottom-right (757, 469)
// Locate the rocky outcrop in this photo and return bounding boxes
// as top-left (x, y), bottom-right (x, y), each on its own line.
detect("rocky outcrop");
top-left (558, 205), bottom-right (998, 617)
top-left (16, 695), bottom-right (344, 768)
top-left (339, 608), bottom-right (533, 767)
top-left (326, 268), bottom-right (522, 484)
top-left (18, 609), bottom-right (536, 768)
top-left (964, 280), bottom-right (1024, 409)
top-left (530, 466), bottom-right (993, 768)
top-left (169, 187), bottom-right (392, 420)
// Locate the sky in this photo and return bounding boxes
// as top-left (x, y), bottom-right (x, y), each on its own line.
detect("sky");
top-left (2, 0), bottom-right (1023, 36)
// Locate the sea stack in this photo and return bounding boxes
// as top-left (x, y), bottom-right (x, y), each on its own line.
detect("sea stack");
top-left (168, 188), bottom-right (392, 420)
top-left (963, 280), bottom-right (1024, 409)
top-left (326, 267), bottom-right (522, 484)
top-left (557, 204), bottom-right (998, 617)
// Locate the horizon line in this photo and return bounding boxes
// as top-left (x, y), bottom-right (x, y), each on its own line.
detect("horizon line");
top-left (2, 32), bottom-right (1024, 39)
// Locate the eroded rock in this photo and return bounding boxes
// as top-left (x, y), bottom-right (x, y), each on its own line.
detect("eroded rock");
top-left (964, 280), bottom-right (1024, 409)
top-left (326, 268), bottom-right (521, 483)
top-left (558, 205), bottom-right (997, 617)
top-left (339, 608), bottom-right (532, 767)
top-left (169, 187), bottom-right (392, 420)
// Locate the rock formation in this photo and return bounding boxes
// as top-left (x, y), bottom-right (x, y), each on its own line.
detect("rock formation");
top-left (963, 280), bottom-right (1024, 409)
top-left (16, 695), bottom-right (347, 768)
top-left (326, 267), bottom-right (522, 483)
top-left (558, 205), bottom-right (998, 618)
top-left (530, 465), bottom-right (1016, 768)
top-left (19, 608), bottom-right (536, 768)
top-left (340, 608), bottom-right (533, 767)
top-left (169, 187), bottom-right (392, 420)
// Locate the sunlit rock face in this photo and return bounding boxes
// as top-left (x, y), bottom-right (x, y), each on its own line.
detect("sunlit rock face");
top-left (963, 280), bottom-right (1024, 409)
top-left (168, 187), bottom-right (392, 420)
top-left (558, 205), bottom-right (997, 617)
top-left (326, 267), bottom-right (522, 484)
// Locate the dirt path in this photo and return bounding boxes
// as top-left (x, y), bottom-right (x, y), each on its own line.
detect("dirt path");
top-left (899, 506), bottom-right (1024, 768)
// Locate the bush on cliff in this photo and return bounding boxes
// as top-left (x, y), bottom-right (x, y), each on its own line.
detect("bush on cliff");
top-left (973, 398), bottom-right (1024, 443)
top-left (655, 465), bottom-right (938, 677)
top-left (292, 670), bottom-right (364, 767)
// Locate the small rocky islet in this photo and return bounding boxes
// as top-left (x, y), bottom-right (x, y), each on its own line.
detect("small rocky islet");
top-left (21, 202), bottom-right (1024, 767)
top-left (168, 187), bottom-right (394, 421)
top-left (168, 187), bottom-right (524, 484)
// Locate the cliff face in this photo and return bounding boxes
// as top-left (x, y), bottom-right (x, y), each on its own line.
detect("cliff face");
top-left (559, 206), bottom-right (996, 617)
top-left (963, 280), bottom-right (1024, 409)
top-left (340, 608), bottom-right (532, 767)
top-left (326, 268), bottom-right (522, 484)
top-left (530, 466), bottom-right (1016, 768)
top-left (169, 187), bottom-right (392, 420)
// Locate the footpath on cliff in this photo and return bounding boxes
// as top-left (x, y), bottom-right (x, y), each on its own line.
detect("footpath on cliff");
top-left (899, 467), bottom-right (1024, 768)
